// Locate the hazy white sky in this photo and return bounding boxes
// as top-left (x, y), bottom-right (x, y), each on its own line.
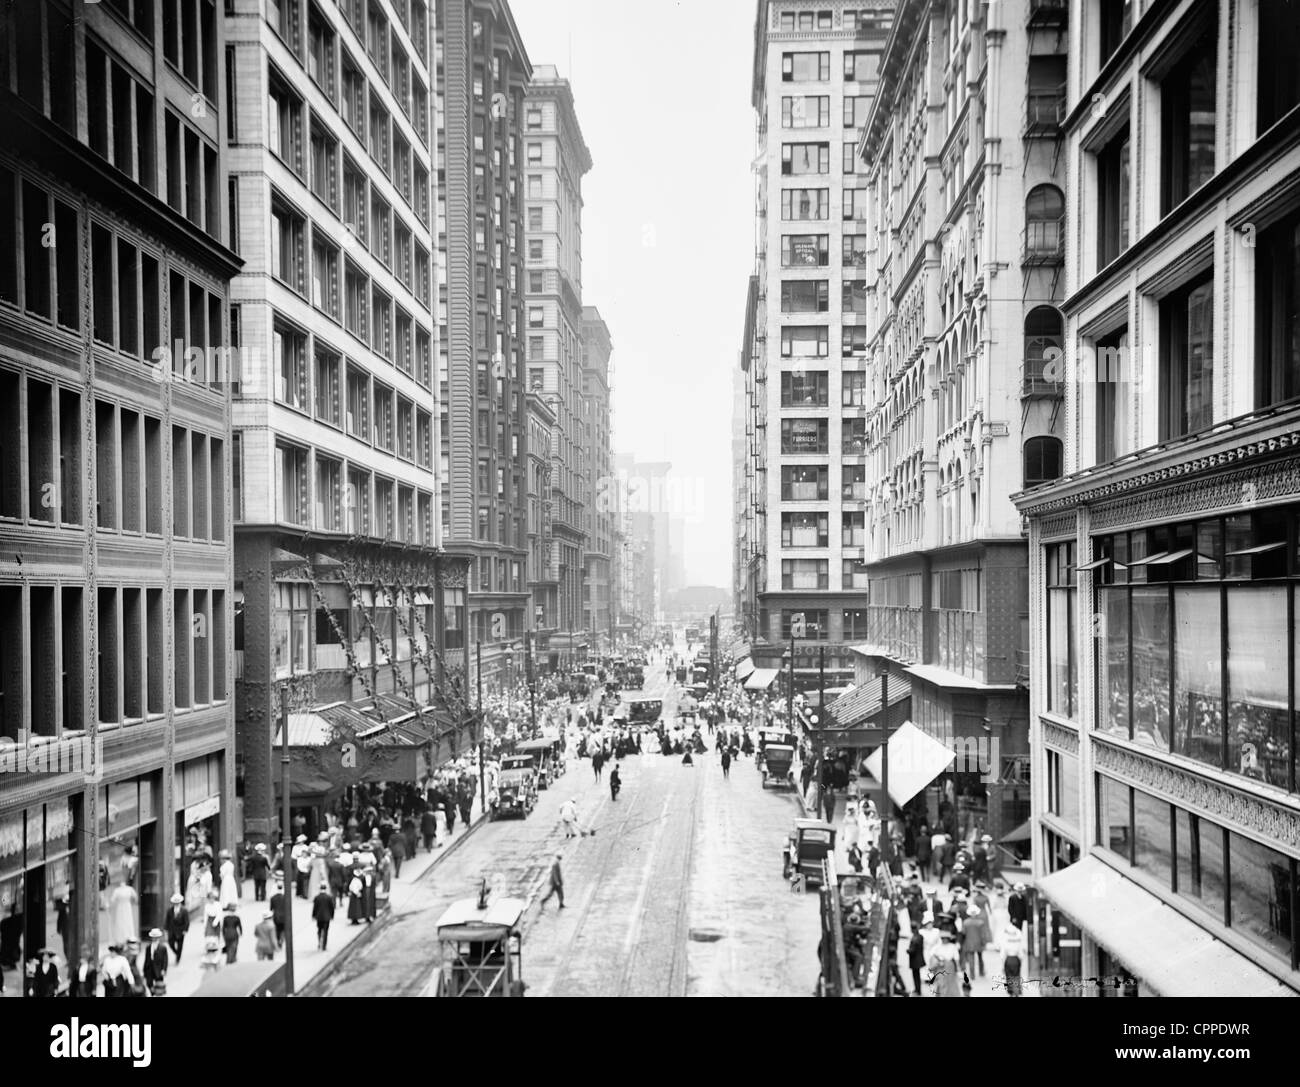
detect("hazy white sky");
top-left (512, 0), bottom-right (756, 590)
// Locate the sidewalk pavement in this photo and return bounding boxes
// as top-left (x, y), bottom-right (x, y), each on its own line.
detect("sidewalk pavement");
top-left (165, 791), bottom-right (487, 997)
top-left (794, 781), bottom-right (1037, 998)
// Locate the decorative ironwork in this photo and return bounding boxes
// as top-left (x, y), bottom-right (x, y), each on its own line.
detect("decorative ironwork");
top-left (1093, 740), bottom-right (1300, 851)
top-left (1041, 719), bottom-right (1079, 755)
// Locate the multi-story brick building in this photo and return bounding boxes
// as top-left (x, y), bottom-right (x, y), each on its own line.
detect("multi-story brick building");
top-left (434, 0), bottom-right (531, 690)
top-left (745, 1), bottom-right (893, 691)
top-left (0, 0), bottom-right (238, 966)
top-left (522, 65), bottom-right (590, 666)
top-left (851, 0), bottom-right (1067, 850)
top-left (227, 0), bottom-right (457, 846)
top-left (581, 306), bottom-right (614, 651)
top-left (1015, 0), bottom-right (1300, 994)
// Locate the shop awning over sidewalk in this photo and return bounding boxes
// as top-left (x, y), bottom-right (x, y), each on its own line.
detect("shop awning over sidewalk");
top-left (1036, 857), bottom-right (1298, 997)
top-left (828, 676), bottom-right (912, 728)
top-left (744, 668), bottom-right (781, 691)
top-left (734, 658), bottom-right (756, 681)
top-left (273, 699), bottom-right (461, 793)
top-left (861, 721), bottom-right (955, 807)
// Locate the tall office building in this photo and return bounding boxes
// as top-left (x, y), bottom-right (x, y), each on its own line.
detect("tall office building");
top-left (227, 0), bottom-right (452, 845)
top-left (581, 306), bottom-right (615, 651)
top-left (851, 0), bottom-right (1068, 850)
top-left (435, 0), bottom-right (531, 690)
top-left (522, 64), bottom-right (592, 665)
top-left (0, 0), bottom-right (237, 961)
top-left (746, 1), bottom-right (892, 688)
top-left (1016, 0), bottom-right (1300, 993)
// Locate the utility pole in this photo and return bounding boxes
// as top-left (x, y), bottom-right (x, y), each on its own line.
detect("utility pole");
top-left (879, 663), bottom-right (891, 870)
top-left (818, 645), bottom-right (826, 820)
top-left (786, 632), bottom-right (795, 734)
top-left (879, 661), bottom-right (891, 1001)
top-left (279, 688), bottom-right (295, 995)
top-left (526, 631), bottom-right (537, 734)
top-left (477, 641), bottom-right (486, 813)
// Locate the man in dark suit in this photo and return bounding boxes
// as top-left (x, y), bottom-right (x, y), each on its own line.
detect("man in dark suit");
top-left (269, 879), bottom-right (287, 948)
top-left (247, 843), bottom-right (271, 901)
top-left (142, 928), bottom-right (169, 995)
top-left (312, 884), bottom-right (336, 951)
top-left (165, 892), bottom-right (189, 963)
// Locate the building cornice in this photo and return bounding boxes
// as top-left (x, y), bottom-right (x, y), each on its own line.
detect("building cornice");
top-left (1015, 407), bottom-right (1300, 519)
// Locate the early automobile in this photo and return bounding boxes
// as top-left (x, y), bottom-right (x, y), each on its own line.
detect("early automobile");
top-left (515, 738), bottom-right (564, 790)
top-left (759, 743), bottom-right (796, 789)
top-left (489, 755), bottom-right (537, 820)
top-left (782, 819), bottom-right (837, 890)
top-left (625, 697), bottom-right (663, 726)
top-left (625, 664), bottom-right (645, 689)
top-left (429, 890), bottom-right (527, 998)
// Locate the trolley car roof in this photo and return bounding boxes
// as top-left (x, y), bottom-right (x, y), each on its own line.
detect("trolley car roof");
top-left (435, 897), bottom-right (527, 937)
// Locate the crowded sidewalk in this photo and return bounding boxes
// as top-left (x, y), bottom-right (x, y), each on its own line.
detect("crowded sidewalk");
top-left (164, 790), bottom-right (486, 997)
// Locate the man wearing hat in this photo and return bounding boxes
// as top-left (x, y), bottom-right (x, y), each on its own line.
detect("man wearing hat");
top-left (165, 892), bottom-right (190, 963)
top-left (72, 943), bottom-right (97, 998)
top-left (948, 862), bottom-right (971, 895)
top-left (269, 878), bottom-right (287, 947)
top-left (312, 883), bottom-right (336, 950)
top-left (143, 928), bottom-right (169, 995)
top-left (254, 910), bottom-right (278, 961)
top-left (1008, 881), bottom-right (1029, 932)
top-left (247, 842), bottom-right (271, 902)
top-left (293, 835), bottom-right (312, 900)
top-left (220, 902), bottom-right (243, 964)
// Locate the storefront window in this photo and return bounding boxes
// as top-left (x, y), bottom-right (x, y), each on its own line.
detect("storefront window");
top-left (1058, 749), bottom-right (1079, 826)
top-left (1226, 587), bottom-right (1289, 788)
top-left (98, 777), bottom-right (160, 959)
top-left (1228, 832), bottom-right (1294, 965)
top-left (1130, 588), bottom-right (1170, 750)
top-left (1133, 788), bottom-right (1173, 889)
top-left (1099, 588), bottom-right (1129, 736)
top-left (0, 802), bottom-right (79, 997)
top-left (1176, 809), bottom-right (1226, 922)
top-left (1047, 589), bottom-right (1075, 718)
top-left (1097, 775), bottom-right (1131, 858)
top-left (1173, 587), bottom-right (1222, 769)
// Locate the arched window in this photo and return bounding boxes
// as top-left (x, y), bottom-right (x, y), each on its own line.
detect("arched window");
top-left (1024, 306), bottom-right (1064, 392)
top-left (1025, 185), bottom-right (1064, 257)
top-left (1024, 436), bottom-right (1064, 487)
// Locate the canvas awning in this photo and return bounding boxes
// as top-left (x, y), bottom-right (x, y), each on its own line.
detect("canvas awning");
top-left (734, 658), bottom-right (756, 681)
top-left (744, 668), bottom-right (781, 691)
top-left (861, 721), bottom-right (955, 807)
top-left (1036, 857), bottom-right (1298, 997)
top-left (1000, 819), bottom-right (1033, 844)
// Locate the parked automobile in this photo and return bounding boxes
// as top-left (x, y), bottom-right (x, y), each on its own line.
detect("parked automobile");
top-left (489, 755), bottom-right (538, 820)
top-left (782, 819), bottom-right (837, 890)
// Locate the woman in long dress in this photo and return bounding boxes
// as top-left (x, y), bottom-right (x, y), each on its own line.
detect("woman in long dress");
top-left (109, 882), bottom-right (138, 947)
top-left (218, 853), bottom-right (239, 909)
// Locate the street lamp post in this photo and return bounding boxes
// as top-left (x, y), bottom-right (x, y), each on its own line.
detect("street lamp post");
top-left (279, 687), bottom-right (295, 995)
top-left (477, 642), bottom-right (486, 814)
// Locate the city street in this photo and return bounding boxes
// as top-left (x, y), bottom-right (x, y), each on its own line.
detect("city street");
top-left (313, 662), bottom-right (820, 998)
